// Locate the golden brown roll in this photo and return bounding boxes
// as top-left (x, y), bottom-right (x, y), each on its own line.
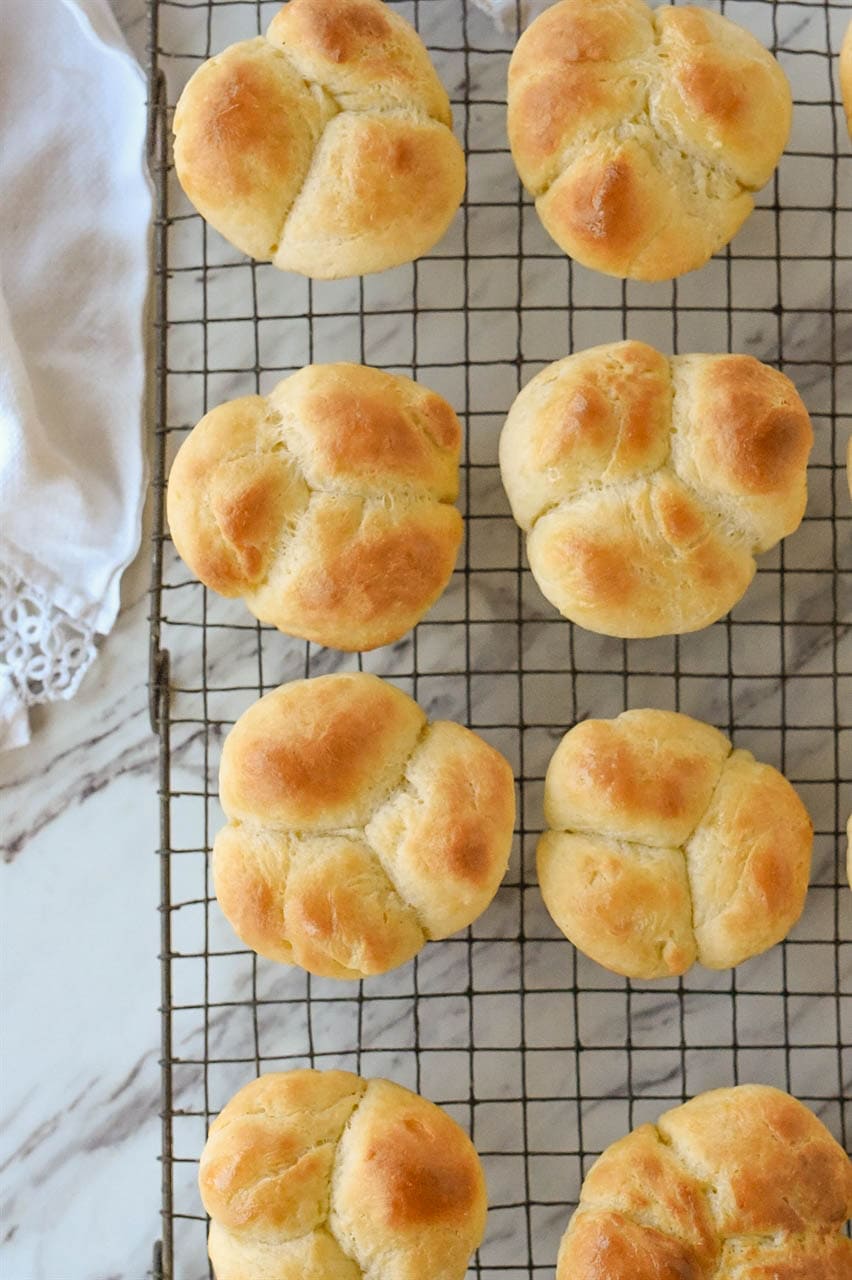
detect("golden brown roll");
top-left (499, 340), bottom-right (813, 638)
top-left (173, 0), bottom-right (465, 278)
top-left (537, 709), bottom-right (813, 979)
top-left (214, 672), bottom-right (516, 979)
top-left (507, 0), bottom-right (792, 280)
top-left (556, 1085), bottom-right (852, 1280)
top-left (842, 22), bottom-right (852, 138)
top-left (167, 363), bottom-right (463, 651)
top-left (200, 1069), bottom-right (488, 1280)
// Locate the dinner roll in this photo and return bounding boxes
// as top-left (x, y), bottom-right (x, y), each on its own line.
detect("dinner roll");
top-left (167, 363), bottom-right (463, 651)
top-left (507, 0), bottom-right (792, 279)
top-left (214, 673), bottom-right (515, 979)
top-left (173, 0), bottom-right (465, 278)
top-left (499, 340), bottom-right (813, 638)
top-left (556, 1085), bottom-right (852, 1280)
top-left (200, 1069), bottom-right (487, 1280)
top-left (842, 22), bottom-right (852, 138)
top-left (537, 709), bottom-right (813, 978)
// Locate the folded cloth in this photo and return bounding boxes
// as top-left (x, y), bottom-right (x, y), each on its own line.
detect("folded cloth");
top-left (0, 0), bottom-right (150, 750)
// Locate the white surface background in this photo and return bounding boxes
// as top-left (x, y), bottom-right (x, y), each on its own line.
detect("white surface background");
top-left (1, 3), bottom-right (850, 1280)
top-left (2, 4), bottom-right (159, 1279)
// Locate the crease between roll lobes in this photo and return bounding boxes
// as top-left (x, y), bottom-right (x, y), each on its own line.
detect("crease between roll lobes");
top-left (199, 1069), bottom-right (489, 1280)
top-left (172, 0), bottom-right (466, 279)
top-left (165, 364), bottom-right (465, 652)
top-left (499, 340), bottom-right (814, 639)
top-left (536, 708), bottom-right (814, 980)
top-left (556, 1085), bottom-right (852, 1280)
top-left (507, 0), bottom-right (793, 280)
top-left (212, 673), bottom-right (516, 980)
top-left (198, 1075), bottom-right (851, 1280)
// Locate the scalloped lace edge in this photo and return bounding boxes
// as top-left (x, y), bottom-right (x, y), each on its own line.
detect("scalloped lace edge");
top-left (0, 560), bottom-right (98, 720)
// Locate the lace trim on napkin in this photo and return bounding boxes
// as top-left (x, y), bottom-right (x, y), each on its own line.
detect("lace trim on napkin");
top-left (0, 561), bottom-right (97, 708)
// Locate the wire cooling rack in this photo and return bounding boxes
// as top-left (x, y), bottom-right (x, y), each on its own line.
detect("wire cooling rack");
top-left (147, 2), bottom-right (852, 1277)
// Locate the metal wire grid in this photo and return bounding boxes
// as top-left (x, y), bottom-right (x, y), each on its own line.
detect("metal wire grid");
top-left (147, 2), bottom-right (852, 1277)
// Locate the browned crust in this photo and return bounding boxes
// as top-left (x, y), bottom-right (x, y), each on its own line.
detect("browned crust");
top-left (279, 835), bottom-right (425, 979)
top-left (499, 342), bottom-right (813, 639)
top-left (558, 1209), bottom-right (706, 1280)
top-left (686, 355), bottom-right (814, 498)
top-left (366, 720), bottom-right (516, 938)
top-left (526, 480), bottom-right (756, 640)
top-left (362, 1109), bottom-right (483, 1227)
top-left (173, 0), bottom-right (463, 276)
top-left (215, 674), bottom-right (515, 980)
top-left (266, 0), bottom-right (451, 122)
top-left (274, 110), bottom-right (465, 278)
top-left (176, 51), bottom-right (308, 203)
top-left (579, 1124), bottom-right (719, 1269)
top-left (533, 340), bottom-right (670, 474)
top-left (547, 152), bottom-right (653, 269)
top-left (199, 1069), bottom-right (365, 1233)
top-left (507, 0), bottom-right (791, 279)
top-left (201, 1070), bottom-right (486, 1280)
top-left (537, 708), bottom-right (813, 978)
top-left (173, 41), bottom-right (326, 262)
top-left (687, 750), bottom-right (814, 970)
top-left (544, 710), bottom-right (729, 845)
top-left (166, 364), bottom-right (463, 651)
top-left (658, 1086), bottom-right (852, 1237)
top-left (295, 383), bottom-right (460, 484)
top-left (218, 673), bottom-right (424, 830)
top-left (557, 1087), bottom-right (852, 1279)
top-left (255, 494), bottom-right (462, 653)
top-left (538, 831), bottom-right (698, 979)
top-left (332, 1076), bottom-right (488, 1270)
top-left (272, 0), bottom-right (392, 65)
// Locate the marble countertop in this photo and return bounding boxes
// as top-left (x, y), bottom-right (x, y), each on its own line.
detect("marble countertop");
top-left (2, 7), bottom-right (158, 1280)
top-left (2, 2), bottom-right (850, 1279)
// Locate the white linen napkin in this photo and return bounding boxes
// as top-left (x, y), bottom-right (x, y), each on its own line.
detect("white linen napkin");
top-left (0, 0), bottom-right (151, 750)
